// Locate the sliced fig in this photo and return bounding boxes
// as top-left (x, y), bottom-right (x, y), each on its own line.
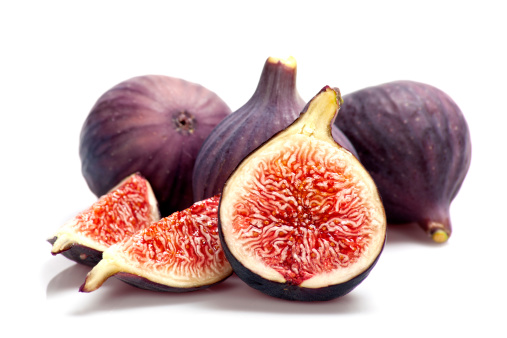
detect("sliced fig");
top-left (80, 75), bottom-right (232, 217)
top-left (218, 86), bottom-right (386, 301)
top-left (335, 80), bottom-right (471, 242)
top-left (48, 173), bottom-right (160, 266)
top-left (80, 195), bottom-right (233, 292)
top-left (192, 56), bottom-right (357, 202)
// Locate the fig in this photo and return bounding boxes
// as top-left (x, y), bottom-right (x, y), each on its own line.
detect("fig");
top-left (80, 195), bottom-right (233, 293)
top-left (335, 80), bottom-right (471, 243)
top-left (192, 56), bottom-right (357, 202)
top-left (48, 173), bottom-right (160, 266)
top-left (218, 86), bottom-right (386, 301)
top-left (80, 75), bottom-right (232, 217)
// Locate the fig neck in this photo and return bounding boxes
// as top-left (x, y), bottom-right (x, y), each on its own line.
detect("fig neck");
top-left (250, 57), bottom-right (300, 104)
top-left (292, 86), bottom-right (341, 138)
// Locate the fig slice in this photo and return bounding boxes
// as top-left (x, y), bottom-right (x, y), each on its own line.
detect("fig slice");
top-left (80, 195), bottom-right (233, 293)
top-left (48, 173), bottom-right (160, 266)
top-left (219, 86), bottom-right (386, 301)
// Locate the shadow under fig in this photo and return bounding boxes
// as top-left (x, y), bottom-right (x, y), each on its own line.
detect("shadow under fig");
top-left (44, 223), bottom-right (429, 316)
top-left (385, 222), bottom-right (448, 247)
top-left (46, 262), bottom-right (231, 314)
top-left (202, 274), bottom-right (370, 314)
top-left (46, 263), bottom-right (371, 315)
top-left (46, 263), bottom-right (91, 296)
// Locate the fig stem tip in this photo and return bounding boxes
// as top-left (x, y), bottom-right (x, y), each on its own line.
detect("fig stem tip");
top-left (431, 229), bottom-right (449, 243)
top-left (267, 56), bottom-right (297, 68)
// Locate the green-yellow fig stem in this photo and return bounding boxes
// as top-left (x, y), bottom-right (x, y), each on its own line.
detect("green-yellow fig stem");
top-left (431, 229), bottom-right (449, 243)
top-left (424, 219), bottom-right (451, 243)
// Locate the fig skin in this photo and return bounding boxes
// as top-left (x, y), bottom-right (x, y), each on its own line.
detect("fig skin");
top-left (335, 80), bottom-right (471, 242)
top-left (218, 86), bottom-right (386, 302)
top-left (80, 75), bottom-right (232, 217)
top-left (192, 56), bottom-right (357, 202)
top-left (219, 239), bottom-right (383, 301)
top-left (47, 239), bottom-right (102, 267)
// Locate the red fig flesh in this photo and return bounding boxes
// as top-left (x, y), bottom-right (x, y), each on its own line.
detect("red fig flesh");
top-left (80, 195), bottom-right (232, 292)
top-left (48, 173), bottom-right (160, 266)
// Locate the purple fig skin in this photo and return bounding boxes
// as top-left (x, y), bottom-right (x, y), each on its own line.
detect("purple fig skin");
top-left (192, 57), bottom-right (357, 202)
top-left (79, 75), bottom-right (231, 217)
top-left (219, 229), bottom-right (383, 301)
top-left (47, 237), bottom-right (102, 267)
top-left (335, 80), bottom-right (471, 242)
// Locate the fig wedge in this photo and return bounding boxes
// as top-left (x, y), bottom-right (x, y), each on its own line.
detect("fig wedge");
top-left (80, 195), bottom-right (232, 292)
top-left (48, 173), bottom-right (160, 266)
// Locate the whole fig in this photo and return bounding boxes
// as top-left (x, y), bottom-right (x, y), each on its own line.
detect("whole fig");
top-left (80, 75), bottom-right (231, 217)
top-left (335, 80), bottom-right (471, 242)
top-left (192, 56), bottom-right (357, 202)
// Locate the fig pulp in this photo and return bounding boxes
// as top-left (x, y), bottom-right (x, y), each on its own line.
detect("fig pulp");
top-left (192, 56), bottom-right (357, 202)
top-left (80, 195), bottom-right (233, 293)
top-left (335, 81), bottom-right (471, 242)
top-left (48, 173), bottom-right (160, 266)
top-left (219, 86), bottom-right (386, 301)
top-left (80, 75), bottom-right (231, 217)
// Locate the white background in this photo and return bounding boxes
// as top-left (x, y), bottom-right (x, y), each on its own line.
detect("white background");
top-left (2, 1), bottom-right (506, 337)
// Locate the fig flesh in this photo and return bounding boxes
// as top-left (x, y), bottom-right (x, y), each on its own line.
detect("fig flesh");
top-left (192, 56), bottom-right (357, 202)
top-left (335, 81), bottom-right (471, 242)
top-left (48, 173), bottom-right (160, 266)
top-left (80, 195), bottom-right (233, 293)
top-left (218, 86), bottom-right (386, 301)
top-left (80, 75), bottom-right (232, 217)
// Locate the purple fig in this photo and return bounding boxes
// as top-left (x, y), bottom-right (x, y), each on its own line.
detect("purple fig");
top-left (335, 80), bottom-right (471, 242)
top-left (79, 75), bottom-right (232, 217)
top-left (192, 56), bottom-right (358, 202)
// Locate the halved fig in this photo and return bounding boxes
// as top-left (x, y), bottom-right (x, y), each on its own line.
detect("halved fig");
top-left (48, 173), bottom-right (160, 266)
top-left (80, 195), bottom-right (233, 293)
top-left (218, 86), bottom-right (386, 301)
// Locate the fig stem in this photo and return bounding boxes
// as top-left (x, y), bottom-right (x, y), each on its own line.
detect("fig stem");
top-left (424, 220), bottom-right (451, 243)
top-left (252, 56), bottom-right (300, 104)
top-left (49, 233), bottom-right (74, 255)
top-left (267, 56), bottom-right (297, 69)
top-left (431, 229), bottom-right (449, 243)
top-left (79, 259), bottom-right (119, 293)
top-left (294, 86), bottom-right (341, 138)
